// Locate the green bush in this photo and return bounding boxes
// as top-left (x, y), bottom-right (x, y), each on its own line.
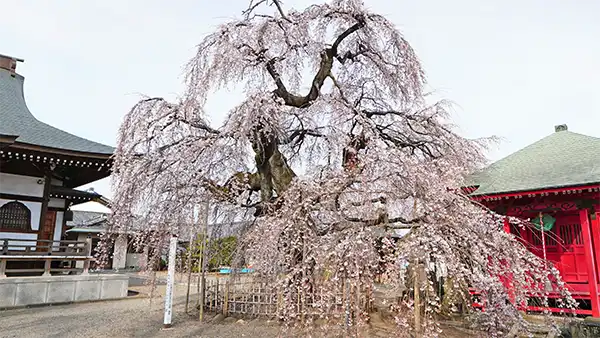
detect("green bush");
top-left (189, 235), bottom-right (238, 272)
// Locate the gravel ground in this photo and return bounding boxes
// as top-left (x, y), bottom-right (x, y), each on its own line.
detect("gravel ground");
top-left (0, 282), bottom-right (474, 338)
top-left (0, 285), bottom-right (286, 338)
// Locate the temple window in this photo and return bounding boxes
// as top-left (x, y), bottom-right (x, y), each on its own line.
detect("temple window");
top-left (0, 201), bottom-right (32, 231)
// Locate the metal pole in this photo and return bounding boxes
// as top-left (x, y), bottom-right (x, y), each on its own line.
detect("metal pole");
top-left (163, 235), bottom-right (178, 328)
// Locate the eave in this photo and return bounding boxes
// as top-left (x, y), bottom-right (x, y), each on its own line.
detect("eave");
top-left (0, 145), bottom-right (112, 188)
top-left (469, 183), bottom-right (600, 201)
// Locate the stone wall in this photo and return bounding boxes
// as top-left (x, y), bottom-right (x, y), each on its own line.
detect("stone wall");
top-left (0, 274), bottom-right (128, 308)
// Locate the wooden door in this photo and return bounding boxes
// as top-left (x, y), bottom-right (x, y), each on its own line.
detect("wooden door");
top-left (37, 211), bottom-right (56, 252)
top-left (557, 215), bottom-right (588, 283)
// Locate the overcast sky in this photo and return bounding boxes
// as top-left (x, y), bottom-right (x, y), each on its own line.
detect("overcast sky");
top-left (2, 0), bottom-right (599, 200)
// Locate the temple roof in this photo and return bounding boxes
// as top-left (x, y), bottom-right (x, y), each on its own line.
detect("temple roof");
top-left (0, 63), bottom-right (114, 155)
top-left (468, 125), bottom-right (600, 196)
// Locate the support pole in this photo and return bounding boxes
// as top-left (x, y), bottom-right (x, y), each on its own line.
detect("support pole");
top-left (185, 231), bottom-right (194, 314)
top-left (580, 208), bottom-right (600, 317)
top-left (163, 235), bottom-right (178, 328)
top-left (198, 235), bottom-right (206, 321)
top-left (414, 262), bottom-right (422, 338)
top-left (198, 201), bottom-right (209, 321)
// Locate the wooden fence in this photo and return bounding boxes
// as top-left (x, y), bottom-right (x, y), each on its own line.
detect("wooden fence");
top-left (0, 237), bottom-right (93, 277)
top-left (202, 276), bottom-right (374, 320)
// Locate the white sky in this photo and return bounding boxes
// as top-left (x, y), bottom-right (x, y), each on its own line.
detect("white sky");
top-left (2, 0), bottom-right (599, 199)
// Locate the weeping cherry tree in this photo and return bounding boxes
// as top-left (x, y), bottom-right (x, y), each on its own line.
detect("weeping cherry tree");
top-left (108, 0), bottom-right (575, 335)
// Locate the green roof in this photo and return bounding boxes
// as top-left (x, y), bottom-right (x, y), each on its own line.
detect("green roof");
top-left (469, 127), bottom-right (600, 196)
top-left (0, 67), bottom-right (114, 155)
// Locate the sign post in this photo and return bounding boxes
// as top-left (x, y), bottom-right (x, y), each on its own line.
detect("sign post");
top-left (163, 235), bottom-right (178, 328)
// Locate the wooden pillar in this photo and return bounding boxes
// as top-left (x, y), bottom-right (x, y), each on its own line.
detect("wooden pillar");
top-left (0, 259), bottom-right (6, 278)
top-left (42, 259), bottom-right (51, 276)
top-left (502, 217), bottom-right (516, 304)
top-left (38, 173), bottom-right (52, 231)
top-left (590, 212), bottom-right (600, 284)
top-left (503, 217), bottom-right (511, 234)
top-left (579, 208), bottom-right (600, 317)
top-left (82, 237), bottom-right (92, 275)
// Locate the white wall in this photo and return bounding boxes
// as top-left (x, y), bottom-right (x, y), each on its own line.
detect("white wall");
top-left (0, 173), bottom-right (44, 197)
top-left (48, 198), bottom-right (65, 208)
top-left (52, 211), bottom-right (64, 250)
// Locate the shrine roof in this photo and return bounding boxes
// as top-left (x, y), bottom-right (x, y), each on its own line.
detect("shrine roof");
top-left (0, 63), bottom-right (114, 156)
top-left (468, 125), bottom-right (600, 196)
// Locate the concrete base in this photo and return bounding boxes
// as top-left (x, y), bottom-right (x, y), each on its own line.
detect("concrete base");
top-left (0, 274), bottom-right (128, 308)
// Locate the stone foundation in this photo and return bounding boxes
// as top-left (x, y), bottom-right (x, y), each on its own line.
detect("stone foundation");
top-left (0, 274), bottom-right (128, 308)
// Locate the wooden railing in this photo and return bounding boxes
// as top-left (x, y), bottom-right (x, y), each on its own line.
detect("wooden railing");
top-left (0, 237), bottom-right (93, 278)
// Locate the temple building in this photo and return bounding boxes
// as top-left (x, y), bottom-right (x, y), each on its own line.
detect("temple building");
top-left (0, 53), bottom-right (113, 252)
top-left (467, 124), bottom-right (600, 316)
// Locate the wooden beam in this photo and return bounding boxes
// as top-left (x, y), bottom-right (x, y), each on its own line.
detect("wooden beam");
top-left (0, 193), bottom-right (43, 202)
top-left (471, 184), bottom-right (600, 201)
top-left (580, 208), bottom-right (600, 317)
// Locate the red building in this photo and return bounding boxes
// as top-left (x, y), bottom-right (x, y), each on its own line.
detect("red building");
top-left (467, 124), bottom-right (600, 316)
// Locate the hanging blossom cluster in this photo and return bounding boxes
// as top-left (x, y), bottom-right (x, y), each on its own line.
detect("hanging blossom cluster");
top-left (108, 0), bottom-right (575, 335)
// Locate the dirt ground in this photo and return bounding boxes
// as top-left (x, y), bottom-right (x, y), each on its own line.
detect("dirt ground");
top-left (0, 283), bottom-right (476, 338)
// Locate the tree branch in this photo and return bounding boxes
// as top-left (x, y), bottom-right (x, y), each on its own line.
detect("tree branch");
top-left (266, 15), bottom-right (366, 108)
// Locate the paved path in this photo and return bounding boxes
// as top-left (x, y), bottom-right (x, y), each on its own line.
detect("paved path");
top-left (0, 285), bottom-right (281, 338)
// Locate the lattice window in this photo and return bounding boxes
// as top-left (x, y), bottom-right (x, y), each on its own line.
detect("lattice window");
top-left (530, 227), bottom-right (557, 247)
top-left (559, 223), bottom-right (583, 245)
top-left (0, 201), bottom-right (32, 231)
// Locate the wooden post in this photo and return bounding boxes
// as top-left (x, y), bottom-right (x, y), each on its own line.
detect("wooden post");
top-left (580, 208), bottom-right (600, 317)
top-left (82, 237), bottom-right (92, 275)
top-left (414, 262), bottom-right (422, 338)
top-left (215, 279), bottom-right (219, 312)
top-left (185, 232), bottom-right (194, 314)
top-left (42, 259), bottom-right (52, 276)
top-left (589, 212), bottom-right (600, 286)
top-left (0, 258), bottom-right (6, 278)
top-left (198, 201), bottom-right (209, 321)
top-left (223, 280), bottom-right (229, 316)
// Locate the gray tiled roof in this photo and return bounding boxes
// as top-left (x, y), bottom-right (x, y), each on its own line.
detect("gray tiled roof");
top-left (67, 210), bottom-right (109, 227)
top-left (0, 68), bottom-right (114, 154)
top-left (468, 129), bottom-right (600, 196)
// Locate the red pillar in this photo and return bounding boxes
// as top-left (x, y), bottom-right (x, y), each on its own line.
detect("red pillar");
top-left (580, 209), bottom-right (600, 317)
top-left (503, 217), bottom-right (516, 304)
top-left (590, 212), bottom-right (600, 284)
top-left (503, 217), bottom-right (511, 234)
